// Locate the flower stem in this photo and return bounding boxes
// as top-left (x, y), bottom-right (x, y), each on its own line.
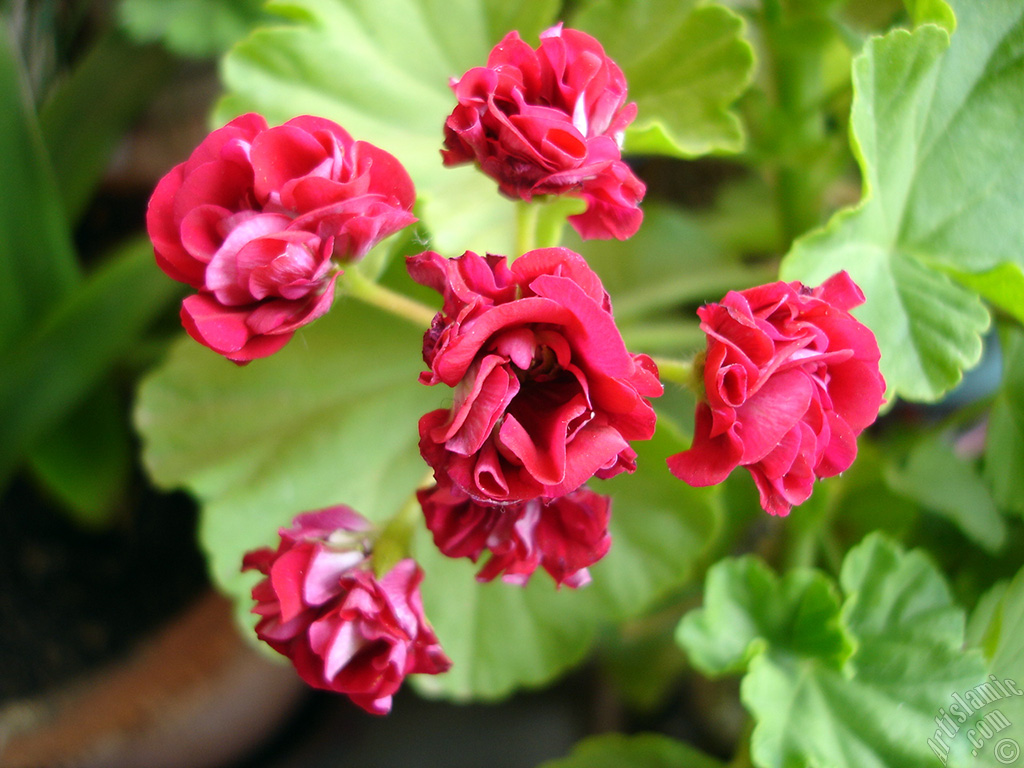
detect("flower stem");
top-left (372, 470), bottom-right (435, 577)
top-left (650, 355), bottom-right (695, 388)
top-left (340, 268), bottom-right (437, 328)
top-left (516, 199), bottom-right (541, 256)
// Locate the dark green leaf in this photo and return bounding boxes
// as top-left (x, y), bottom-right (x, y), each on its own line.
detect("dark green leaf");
top-left (118, 0), bottom-right (271, 57)
top-left (886, 433), bottom-right (1005, 552)
top-left (0, 20), bottom-right (78, 354)
top-left (0, 238), bottom-right (181, 485)
top-left (39, 31), bottom-right (173, 222)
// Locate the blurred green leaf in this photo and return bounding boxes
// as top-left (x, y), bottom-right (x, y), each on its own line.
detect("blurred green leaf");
top-left (39, 31), bottom-right (173, 222)
top-left (903, 0), bottom-right (956, 31)
top-left (573, 0), bottom-right (755, 157)
top-left (985, 326), bottom-right (1024, 516)
top-left (118, 0), bottom-right (272, 57)
top-left (945, 263), bottom-right (1024, 326)
top-left (782, 0), bottom-right (1024, 401)
top-left (563, 204), bottom-right (776, 340)
top-left (29, 386), bottom-right (132, 527)
top-left (0, 19), bottom-right (78, 354)
top-left (678, 534), bottom-right (988, 768)
top-left (539, 733), bottom-right (726, 768)
top-left (0, 238), bottom-right (181, 486)
top-left (886, 433), bottom-right (1005, 552)
top-left (963, 567), bottom-right (1024, 768)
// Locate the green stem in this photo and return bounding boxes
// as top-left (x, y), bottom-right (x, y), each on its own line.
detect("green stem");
top-left (516, 199), bottom-right (541, 256)
top-left (340, 268), bottom-right (436, 328)
top-left (372, 470), bottom-right (435, 576)
top-left (650, 355), bottom-right (695, 388)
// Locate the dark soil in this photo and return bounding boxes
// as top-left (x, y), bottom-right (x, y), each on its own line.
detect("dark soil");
top-left (0, 475), bottom-right (208, 702)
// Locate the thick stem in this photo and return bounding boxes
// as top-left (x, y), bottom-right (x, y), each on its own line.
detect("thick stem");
top-left (650, 355), bottom-right (696, 389)
top-left (515, 199), bottom-right (541, 256)
top-left (340, 267), bottom-right (436, 328)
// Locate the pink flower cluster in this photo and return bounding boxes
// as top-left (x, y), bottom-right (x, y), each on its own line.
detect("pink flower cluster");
top-left (242, 507), bottom-right (451, 715)
top-left (442, 25), bottom-right (645, 240)
top-left (408, 247), bottom-right (661, 586)
top-left (147, 114), bottom-right (416, 362)
top-left (667, 272), bottom-right (885, 516)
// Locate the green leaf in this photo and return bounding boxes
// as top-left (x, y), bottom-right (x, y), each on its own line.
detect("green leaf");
top-left (0, 20), bottom-right (78, 354)
top-left (679, 534), bottom-right (989, 768)
top-left (28, 386), bottom-right (132, 527)
top-left (678, 557), bottom-right (848, 676)
top-left (39, 31), bottom-right (173, 222)
top-left (539, 733), bottom-right (726, 768)
top-left (885, 433), bottom-right (1005, 552)
top-left (945, 263), bottom-right (1024, 326)
top-left (903, 0), bottom-right (957, 31)
top-left (118, 0), bottom-right (272, 57)
top-left (572, 0), bottom-right (754, 157)
top-left (136, 297), bottom-right (432, 604)
top-left (962, 568), bottom-right (1024, 768)
top-left (216, 0), bottom-right (560, 255)
top-left (985, 326), bottom-right (1024, 515)
top-left (414, 419), bottom-right (722, 700)
top-left (782, 0), bottom-right (1024, 401)
top-left (0, 238), bottom-right (180, 487)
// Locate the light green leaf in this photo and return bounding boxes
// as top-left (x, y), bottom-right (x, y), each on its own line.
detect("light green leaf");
top-left (216, 0), bottom-right (560, 255)
top-left (782, 0), bottom-right (1024, 401)
top-left (539, 733), bottom-right (726, 768)
top-left (679, 534), bottom-right (988, 768)
top-left (118, 0), bottom-right (271, 57)
top-left (572, 0), bottom-right (754, 157)
top-left (945, 263), bottom-right (1024, 326)
top-left (414, 420), bottom-right (721, 700)
top-left (985, 326), bottom-right (1024, 515)
top-left (136, 298), bottom-right (432, 604)
top-left (886, 433), bottom-right (1005, 552)
top-left (903, 0), bottom-right (956, 31)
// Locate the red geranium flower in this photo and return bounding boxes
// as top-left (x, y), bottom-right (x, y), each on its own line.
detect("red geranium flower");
top-left (667, 272), bottom-right (885, 516)
top-left (408, 247), bottom-right (662, 504)
top-left (442, 25), bottom-right (645, 240)
top-left (147, 113), bottom-right (416, 362)
top-left (242, 507), bottom-right (451, 715)
top-left (418, 475), bottom-right (612, 588)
